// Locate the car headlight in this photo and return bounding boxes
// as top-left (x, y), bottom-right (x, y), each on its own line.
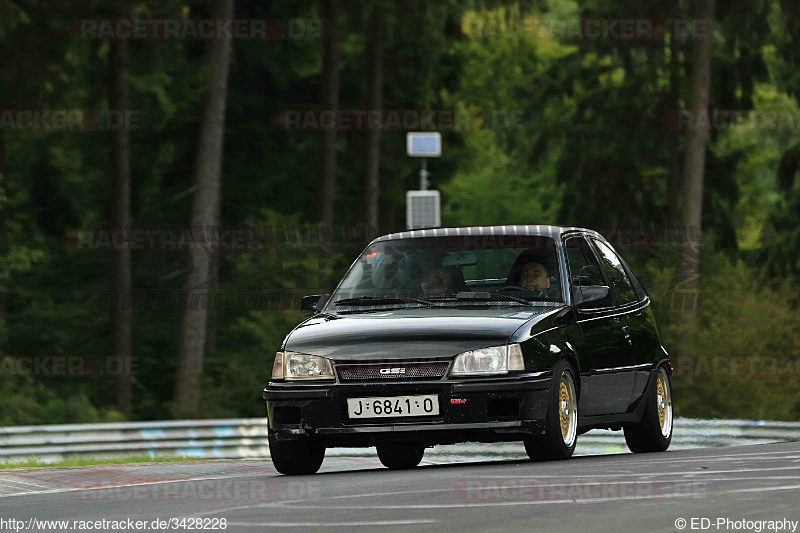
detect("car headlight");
top-left (272, 351), bottom-right (334, 380)
top-left (450, 344), bottom-right (524, 376)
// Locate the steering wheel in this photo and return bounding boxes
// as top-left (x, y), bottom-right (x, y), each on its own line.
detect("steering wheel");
top-left (497, 285), bottom-right (547, 298)
top-left (497, 285), bottom-right (529, 293)
top-left (497, 286), bottom-right (546, 297)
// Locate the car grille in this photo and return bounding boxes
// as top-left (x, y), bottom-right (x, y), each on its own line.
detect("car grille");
top-left (335, 360), bottom-right (451, 381)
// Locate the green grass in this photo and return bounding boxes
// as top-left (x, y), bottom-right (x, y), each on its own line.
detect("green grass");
top-left (0, 455), bottom-right (211, 469)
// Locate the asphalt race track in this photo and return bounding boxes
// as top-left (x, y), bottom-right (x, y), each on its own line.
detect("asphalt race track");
top-left (1, 442), bottom-right (799, 532)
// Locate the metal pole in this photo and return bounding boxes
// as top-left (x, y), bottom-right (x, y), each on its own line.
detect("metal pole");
top-left (420, 157), bottom-right (428, 191)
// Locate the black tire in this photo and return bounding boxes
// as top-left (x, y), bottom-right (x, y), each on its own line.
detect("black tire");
top-left (524, 359), bottom-right (578, 461)
top-left (269, 438), bottom-right (325, 475)
top-left (624, 366), bottom-right (673, 453)
top-left (376, 444), bottom-right (425, 470)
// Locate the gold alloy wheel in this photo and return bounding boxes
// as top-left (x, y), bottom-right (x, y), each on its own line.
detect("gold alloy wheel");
top-left (558, 370), bottom-right (577, 447)
top-left (559, 381), bottom-right (570, 438)
top-left (656, 369), bottom-right (673, 437)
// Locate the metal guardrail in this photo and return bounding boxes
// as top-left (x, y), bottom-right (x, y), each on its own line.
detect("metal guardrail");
top-left (0, 419), bottom-right (270, 464)
top-left (1, 417), bottom-right (798, 464)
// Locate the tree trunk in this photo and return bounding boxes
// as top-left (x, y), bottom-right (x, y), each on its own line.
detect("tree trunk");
top-left (666, 0), bottom-right (682, 225)
top-left (173, 0), bottom-right (234, 418)
top-left (202, 199), bottom-right (221, 370)
top-left (108, 21), bottom-right (133, 416)
top-left (364, 9), bottom-right (385, 237)
top-left (0, 131), bottom-right (6, 336)
top-left (677, 0), bottom-right (715, 343)
top-left (319, 0), bottom-right (341, 225)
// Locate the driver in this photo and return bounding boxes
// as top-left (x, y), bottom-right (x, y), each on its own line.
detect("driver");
top-left (519, 260), bottom-right (550, 292)
top-left (505, 250), bottom-right (552, 293)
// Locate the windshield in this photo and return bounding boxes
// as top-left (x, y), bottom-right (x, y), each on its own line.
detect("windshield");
top-left (326, 235), bottom-right (563, 311)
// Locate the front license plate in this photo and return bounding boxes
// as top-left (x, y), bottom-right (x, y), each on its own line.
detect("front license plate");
top-left (347, 394), bottom-right (439, 419)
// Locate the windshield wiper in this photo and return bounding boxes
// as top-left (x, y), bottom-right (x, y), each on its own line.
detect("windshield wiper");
top-left (424, 291), bottom-right (531, 306)
top-left (333, 296), bottom-right (433, 307)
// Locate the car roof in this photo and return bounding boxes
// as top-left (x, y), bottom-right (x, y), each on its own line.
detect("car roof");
top-left (370, 225), bottom-right (604, 244)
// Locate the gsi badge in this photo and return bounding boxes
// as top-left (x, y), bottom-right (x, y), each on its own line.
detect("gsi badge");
top-left (379, 367), bottom-right (406, 375)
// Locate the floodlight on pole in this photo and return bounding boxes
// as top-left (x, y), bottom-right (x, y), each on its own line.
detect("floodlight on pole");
top-left (406, 132), bottom-right (442, 229)
top-left (407, 132), bottom-right (441, 190)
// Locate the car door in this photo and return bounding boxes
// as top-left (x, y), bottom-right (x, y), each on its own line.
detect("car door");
top-left (589, 238), bottom-right (641, 413)
top-left (613, 251), bottom-right (662, 409)
top-left (563, 235), bottom-right (630, 416)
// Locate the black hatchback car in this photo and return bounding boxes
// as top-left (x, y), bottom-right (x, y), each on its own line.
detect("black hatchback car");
top-left (263, 226), bottom-right (673, 474)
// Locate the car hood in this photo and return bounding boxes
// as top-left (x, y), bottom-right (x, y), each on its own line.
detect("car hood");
top-left (283, 306), bottom-right (562, 360)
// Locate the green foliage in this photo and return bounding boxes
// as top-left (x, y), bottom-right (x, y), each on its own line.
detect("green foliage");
top-left (0, 1), bottom-right (30, 38)
top-left (0, 377), bottom-right (125, 426)
top-left (646, 252), bottom-right (800, 420)
top-left (441, 128), bottom-right (560, 225)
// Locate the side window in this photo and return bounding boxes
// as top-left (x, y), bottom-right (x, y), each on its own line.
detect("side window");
top-left (591, 239), bottom-right (638, 305)
top-left (564, 236), bottom-right (613, 308)
top-left (626, 266), bottom-right (648, 301)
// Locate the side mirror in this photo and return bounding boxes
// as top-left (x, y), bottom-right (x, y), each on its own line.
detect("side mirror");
top-left (572, 264), bottom-right (610, 310)
top-left (301, 294), bottom-right (330, 315)
top-left (574, 285), bottom-right (611, 310)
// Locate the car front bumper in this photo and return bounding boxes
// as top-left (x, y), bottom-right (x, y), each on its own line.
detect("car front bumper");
top-left (263, 375), bottom-right (552, 447)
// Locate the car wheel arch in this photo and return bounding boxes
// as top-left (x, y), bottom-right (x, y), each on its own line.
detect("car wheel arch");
top-left (630, 359), bottom-right (672, 418)
top-left (555, 353), bottom-right (581, 399)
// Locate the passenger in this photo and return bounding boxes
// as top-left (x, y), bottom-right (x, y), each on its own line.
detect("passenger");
top-left (420, 266), bottom-right (454, 297)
